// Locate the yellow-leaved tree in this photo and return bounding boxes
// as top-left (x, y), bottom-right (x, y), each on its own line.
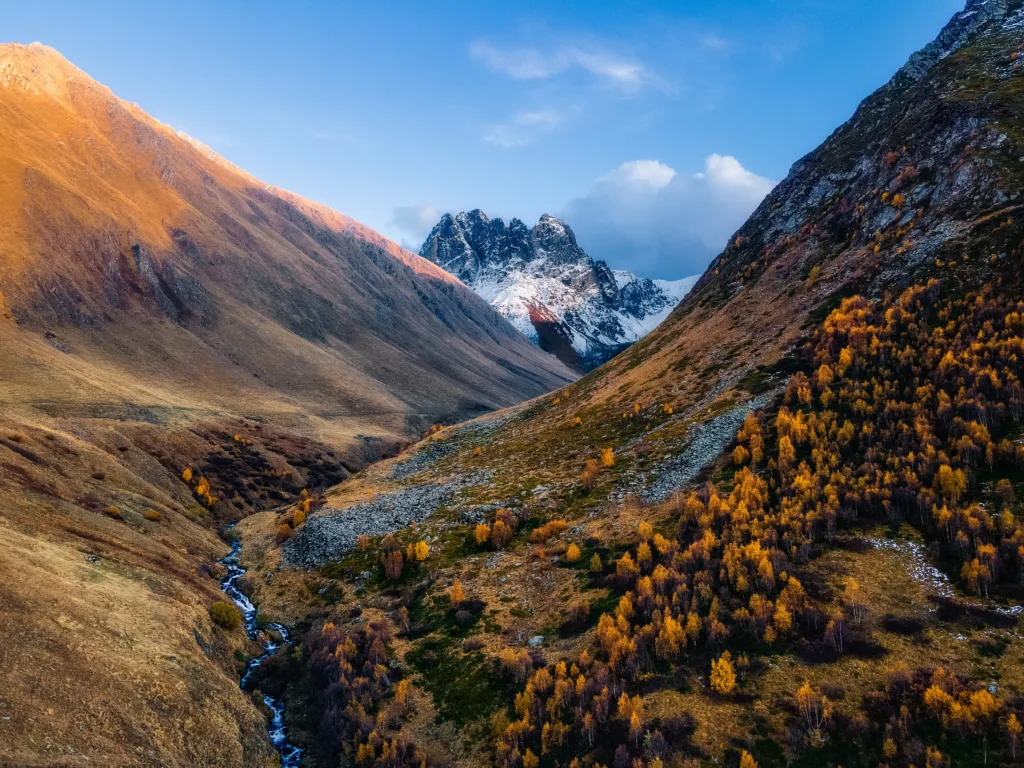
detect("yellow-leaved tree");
top-left (601, 447), bottom-right (615, 467)
top-left (475, 523), bottom-right (491, 545)
top-left (710, 651), bottom-right (736, 695)
top-left (450, 580), bottom-right (465, 605)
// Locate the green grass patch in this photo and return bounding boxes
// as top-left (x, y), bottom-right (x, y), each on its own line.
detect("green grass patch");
top-left (406, 635), bottom-right (515, 728)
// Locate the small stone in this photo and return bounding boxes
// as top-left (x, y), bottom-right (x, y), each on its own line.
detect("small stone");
top-left (528, 635), bottom-right (544, 647)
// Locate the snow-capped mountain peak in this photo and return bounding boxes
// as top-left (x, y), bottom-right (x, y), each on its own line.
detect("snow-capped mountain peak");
top-left (419, 210), bottom-right (698, 371)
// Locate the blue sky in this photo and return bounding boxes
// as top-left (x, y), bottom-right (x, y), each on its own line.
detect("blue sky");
top-left (8, 0), bottom-right (964, 278)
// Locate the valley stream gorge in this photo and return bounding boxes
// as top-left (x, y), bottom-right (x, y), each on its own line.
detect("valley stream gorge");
top-left (220, 530), bottom-right (304, 767)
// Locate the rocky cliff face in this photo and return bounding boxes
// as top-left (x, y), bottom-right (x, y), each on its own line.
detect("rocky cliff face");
top-left (521, 0), bottom-right (1024, 423)
top-left (420, 210), bottom-right (696, 371)
top-left (694, 0), bottom-right (1024, 307)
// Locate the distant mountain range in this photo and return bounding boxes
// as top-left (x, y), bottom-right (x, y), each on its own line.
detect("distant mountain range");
top-left (419, 210), bottom-right (697, 371)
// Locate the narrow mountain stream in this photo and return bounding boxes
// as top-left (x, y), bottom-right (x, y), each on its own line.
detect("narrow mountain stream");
top-left (220, 533), bottom-right (304, 767)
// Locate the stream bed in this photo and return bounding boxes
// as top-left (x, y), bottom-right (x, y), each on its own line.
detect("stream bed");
top-left (220, 535), bottom-right (304, 767)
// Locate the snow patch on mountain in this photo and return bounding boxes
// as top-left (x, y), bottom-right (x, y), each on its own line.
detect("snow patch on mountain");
top-left (419, 210), bottom-right (698, 371)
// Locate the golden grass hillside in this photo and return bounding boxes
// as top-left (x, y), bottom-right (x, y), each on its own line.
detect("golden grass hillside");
top-left (0, 41), bottom-right (575, 767)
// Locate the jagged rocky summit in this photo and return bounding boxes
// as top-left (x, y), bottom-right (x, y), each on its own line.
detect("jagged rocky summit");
top-left (419, 210), bottom-right (697, 371)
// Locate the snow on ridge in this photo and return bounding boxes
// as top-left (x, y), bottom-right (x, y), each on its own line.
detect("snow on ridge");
top-left (654, 275), bottom-right (700, 302)
top-left (419, 210), bottom-right (700, 368)
top-left (471, 255), bottom-right (697, 360)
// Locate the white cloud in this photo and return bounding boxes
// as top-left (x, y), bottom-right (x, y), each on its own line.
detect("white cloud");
top-left (599, 159), bottom-right (676, 189)
top-left (388, 204), bottom-right (442, 251)
top-left (570, 50), bottom-right (646, 88)
top-left (561, 155), bottom-right (775, 279)
top-left (482, 125), bottom-right (527, 149)
top-left (468, 40), bottom-right (653, 92)
top-left (483, 109), bottom-right (564, 148)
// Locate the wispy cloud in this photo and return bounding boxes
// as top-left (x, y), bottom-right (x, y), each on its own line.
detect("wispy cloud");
top-left (483, 108), bottom-right (564, 149)
top-left (761, 23), bottom-right (805, 62)
top-left (699, 33), bottom-right (732, 52)
top-left (514, 109), bottom-right (562, 126)
top-left (468, 41), bottom-right (561, 80)
top-left (388, 204), bottom-right (442, 251)
top-left (468, 40), bottom-right (656, 92)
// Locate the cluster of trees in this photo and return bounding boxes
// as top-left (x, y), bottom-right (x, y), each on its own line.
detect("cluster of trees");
top-left (619, 403), bottom-right (675, 433)
top-left (786, 667), bottom-right (1022, 764)
top-left (303, 620), bottom-right (430, 767)
top-left (492, 644), bottom-right (761, 767)
top-left (468, 507), bottom-right (573, 554)
top-left (475, 508), bottom-right (520, 550)
top-left (380, 533), bottom-right (429, 580)
top-left (582, 449), bottom-right (617, 490)
top-left (587, 468), bottom-right (808, 680)
top-left (493, 279), bottom-right (1024, 765)
top-left (492, 470), bottom-right (806, 763)
top-left (751, 282), bottom-right (1024, 592)
top-left (493, 648), bottom-right (700, 768)
top-left (276, 489), bottom-right (321, 542)
top-left (182, 466), bottom-right (217, 507)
